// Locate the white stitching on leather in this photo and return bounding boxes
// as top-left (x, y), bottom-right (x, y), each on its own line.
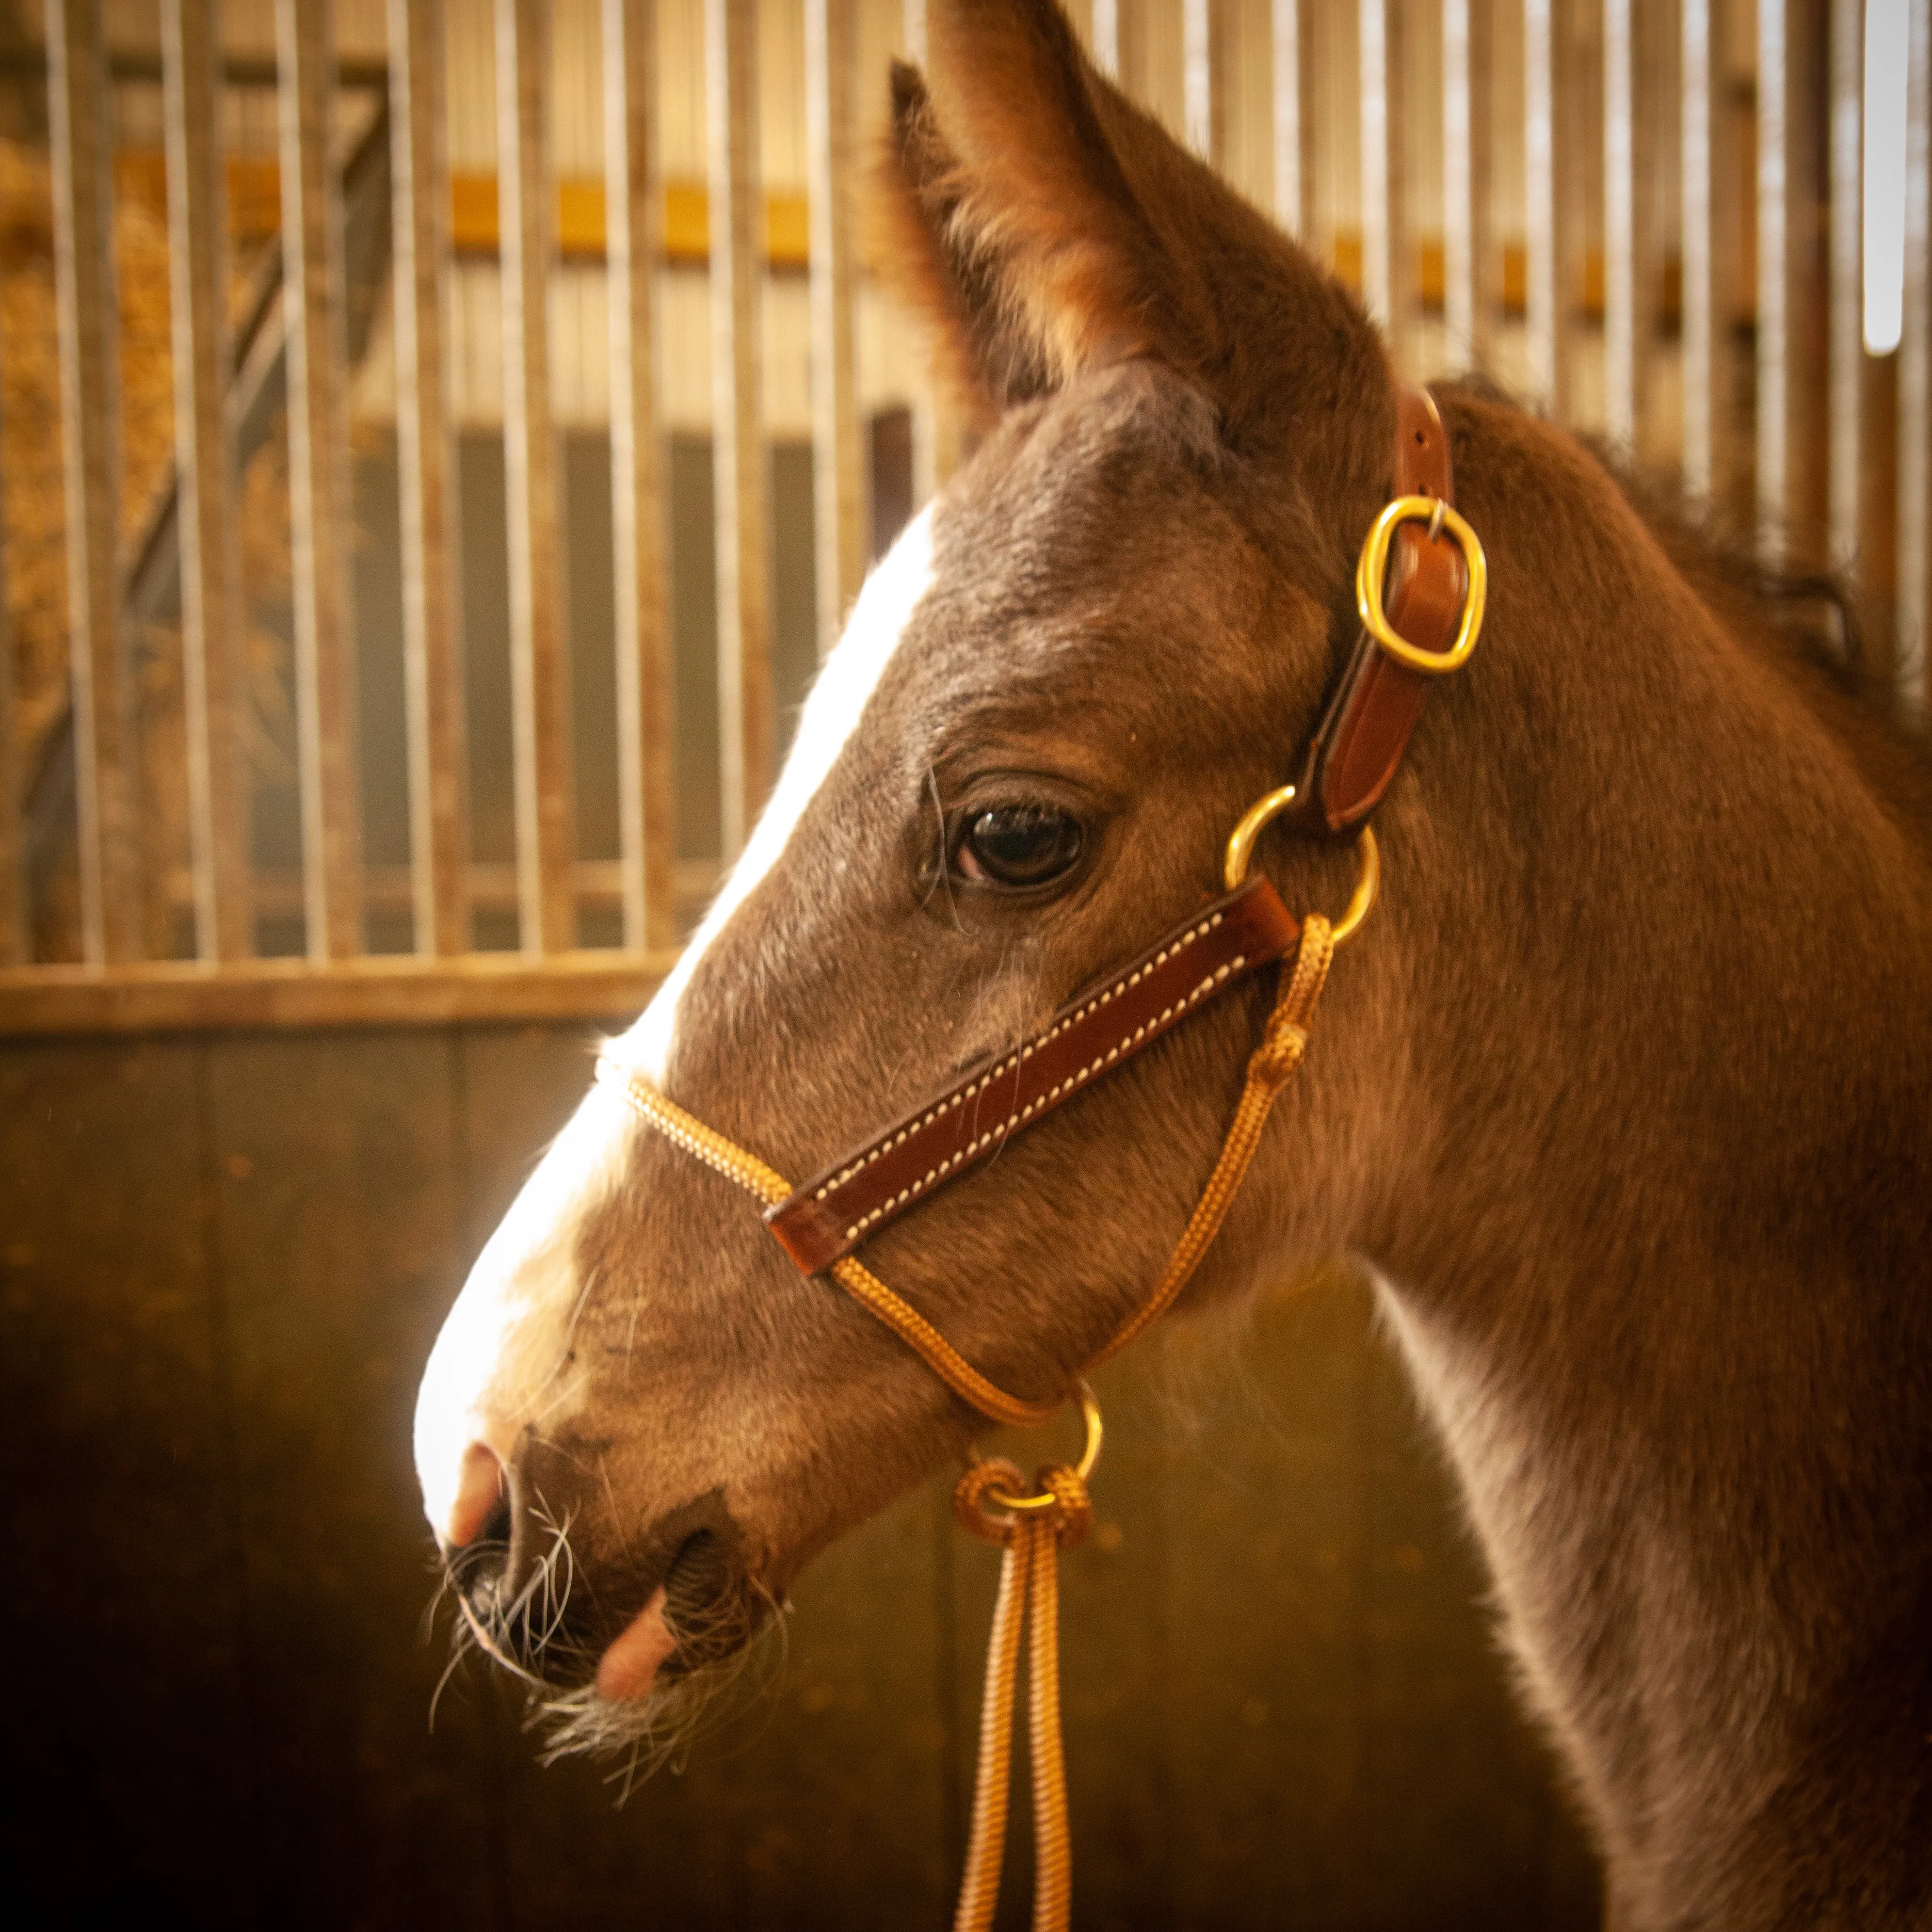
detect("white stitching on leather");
top-left (814, 907), bottom-right (1268, 1232)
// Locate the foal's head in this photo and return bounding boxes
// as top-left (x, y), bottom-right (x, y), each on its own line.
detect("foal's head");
top-left (415, 0), bottom-right (1412, 1746)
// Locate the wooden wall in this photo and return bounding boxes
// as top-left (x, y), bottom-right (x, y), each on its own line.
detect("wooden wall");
top-left (1, 1021), bottom-right (1600, 1929)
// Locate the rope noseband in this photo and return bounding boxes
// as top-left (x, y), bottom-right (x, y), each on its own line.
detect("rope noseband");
top-left (596, 387), bottom-right (1485, 1931)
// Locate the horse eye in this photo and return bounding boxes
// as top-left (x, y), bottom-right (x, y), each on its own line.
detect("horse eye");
top-left (954, 804), bottom-right (1085, 890)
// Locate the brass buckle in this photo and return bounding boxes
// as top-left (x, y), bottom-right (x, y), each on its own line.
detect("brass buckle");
top-left (1355, 493), bottom-right (1488, 674)
top-left (1223, 788), bottom-right (1379, 945)
top-left (974, 1380), bottom-right (1105, 1513)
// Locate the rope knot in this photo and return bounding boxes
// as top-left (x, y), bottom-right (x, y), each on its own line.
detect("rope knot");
top-left (1249, 1015), bottom-right (1310, 1087)
top-left (953, 1458), bottom-right (1027, 1546)
top-left (1034, 1463), bottom-right (1093, 1549)
top-left (952, 1459), bottom-right (1094, 1550)
top-left (1247, 913), bottom-right (1334, 1090)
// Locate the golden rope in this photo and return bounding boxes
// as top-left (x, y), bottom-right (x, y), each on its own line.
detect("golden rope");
top-left (1087, 913), bottom-right (1331, 1370)
top-left (597, 914), bottom-right (1336, 1932)
top-left (593, 1063), bottom-right (1062, 1429)
top-left (951, 1461), bottom-right (1029, 1932)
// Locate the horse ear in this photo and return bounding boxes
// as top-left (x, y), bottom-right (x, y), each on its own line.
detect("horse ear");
top-left (876, 0), bottom-right (1209, 411)
top-left (874, 0), bottom-right (1379, 440)
top-left (873, 60), bottom-right (1029, 418)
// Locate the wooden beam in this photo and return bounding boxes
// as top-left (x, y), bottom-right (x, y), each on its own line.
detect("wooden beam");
top-left (47, 0), bottom-right (140, 965)
top-left (0, 952), bottom-right (677, 1038)
top-left (443, 169), bottom-right (809, 266)
top-left (163, 0), bottom-right (251, 962)
top-left (277, 0), bottom-right (361, 959)
top-left (389, 0), bottom-right (468, 958)
top-left (604, 0), bottom-right (678, 953)
top-left (496, 0), bottom-right (575, 953)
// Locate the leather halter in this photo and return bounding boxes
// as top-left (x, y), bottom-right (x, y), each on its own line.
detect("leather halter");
top-left (600, 384), bottom-right (1479, 1392)
top-left (595, 381), bottom-right (1484, 1932)
top-left (1289, 385), bottom-right (1467, 837)
top-left (755, 384), bottom-right (1469, 1276)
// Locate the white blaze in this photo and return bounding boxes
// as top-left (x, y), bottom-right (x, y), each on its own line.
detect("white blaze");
top-left (413, 507), bottom-right (938, 1541)
top-left (617, 505), bottom-right (937, 1082)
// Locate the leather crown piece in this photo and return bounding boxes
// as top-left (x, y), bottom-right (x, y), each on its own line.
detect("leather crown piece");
top-left (762, 383), bottom-right (1463, 1279)
top-left (1288, 385), bottom-right (1465, 838)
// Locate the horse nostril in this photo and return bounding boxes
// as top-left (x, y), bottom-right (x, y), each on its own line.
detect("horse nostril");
top-left (445, 1440), bottom-right (509, 1550)
top-left (663, 1531), bottom-right (722, 1625)
top-left (661, 1531), bottom-right (734, 1661)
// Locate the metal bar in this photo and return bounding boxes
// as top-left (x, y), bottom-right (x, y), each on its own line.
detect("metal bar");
top-left (1604, 0), bottom-right (1637, 446)
top-left (1828, 0), bottom-right (1862, 572)
top-left (1183, 0), bottom-right (1226, 166)
top-left (1902, 0), bottom-right (1930, 717)
top-left (1273, 0), bottom-right (1303, 233)
top-left (389, 0), bottom-right (466, 958)
top-left (163, 0), bottom-right (250, 962)
top-left (1092, 0), bottom-right (1145, 91)
top-left (604, 0), bottom-right (677, 952)
top-left (1524, 0), bottom-right (1575, 415)
top-left (1092, 0), bottom-right (1123, 82)
top-left (0, 390), bottom-right (19, 964)
top-left (496, 0), bottom-right (575, 952)
top-left (707, 0), bottom-right (773, 858)
top-left (808, 0), bottom-right (865, 653)
top-left (1681, 0), bottom-right (1719, 501)
top-left (1758, 0), bottom-right (1791, 560)
top-left (277, 0), bottom-right (361, 960)
top-left (46, 0), bottom-right (139, 966)
top-left (1360, 0), bottom-right (1407, 360)
top-left (1443, 0), bottom-right (1492, 369)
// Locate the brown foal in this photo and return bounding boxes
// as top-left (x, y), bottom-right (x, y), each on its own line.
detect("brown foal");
top-left (413, 3), bottom-right (1932, 1924)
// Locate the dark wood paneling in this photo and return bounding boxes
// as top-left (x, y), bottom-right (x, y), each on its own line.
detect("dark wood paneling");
top-left (2, 1039), bottom-right (220, 1483)
top-left (207, 1028), bottom-right (502, 1929)
top-left (1, 1024), bottom-right (1604, 1929)
top-left (0, 1038), bottom-right (252, 1922)
top-left (737, 1484), bottom-right (954, 1930)
top-left (1163, 1274), bottom-right (1376, 1929)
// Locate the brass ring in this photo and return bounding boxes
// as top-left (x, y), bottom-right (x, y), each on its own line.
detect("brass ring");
top-left (1222, 786), bottom-right (1379, 945)
top-left (1355, 493), bottom-right (1488, 675)
top-left (975, 1379), bottom-right (1104, 1513)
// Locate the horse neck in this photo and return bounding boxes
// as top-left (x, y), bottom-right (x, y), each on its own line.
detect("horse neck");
top-left (1341, 400), bottom-right (1932, 1920)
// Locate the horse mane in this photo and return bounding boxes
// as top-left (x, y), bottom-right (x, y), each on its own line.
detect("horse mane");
top-left (1438, 375), bottom-right (1932, 846)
